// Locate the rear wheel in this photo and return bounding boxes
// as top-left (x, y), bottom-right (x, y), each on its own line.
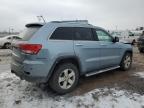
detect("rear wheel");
top-left (120, 52), bottom-right (132, 71)
top-left (4, 43), bottom-right (11, 49)
top-left (49, 63), bottom-right (79, 94)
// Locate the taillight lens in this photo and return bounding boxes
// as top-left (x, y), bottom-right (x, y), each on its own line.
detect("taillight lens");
top-left (19, 44), bottom-right (42, 54)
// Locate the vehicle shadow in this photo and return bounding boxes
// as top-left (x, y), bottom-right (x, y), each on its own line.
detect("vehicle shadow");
top-left (19, 68), bottom-right (131, 100)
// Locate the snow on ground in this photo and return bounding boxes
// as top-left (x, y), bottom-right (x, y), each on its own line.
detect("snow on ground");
top-left (0, 64), bottom-right (10, 73)
top-left (0, 56), bottom-right (11, 65)
top-left (0, 71), bottom-right (144, 108)
top-left (133, 72), bottom-right (144, 79)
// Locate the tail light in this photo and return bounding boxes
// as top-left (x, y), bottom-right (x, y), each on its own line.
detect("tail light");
top-left (19, 44), bottom-right (42, 54)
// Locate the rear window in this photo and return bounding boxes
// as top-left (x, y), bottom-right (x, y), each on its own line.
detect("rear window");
top-left (20, 27), bottom-right (40, 41)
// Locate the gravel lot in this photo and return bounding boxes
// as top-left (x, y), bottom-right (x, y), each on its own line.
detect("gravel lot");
top-left (0, 47), bottom-right (144, 108)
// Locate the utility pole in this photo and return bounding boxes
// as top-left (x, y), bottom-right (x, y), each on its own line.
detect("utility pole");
top-left (9, 27), bottom-right (11, 34)
top-left (11, 28), bottom-right (14, 34)
top-left (115, 25), bottom-right (118, 31)
top-left (8, 27), bottom-right (14, 34)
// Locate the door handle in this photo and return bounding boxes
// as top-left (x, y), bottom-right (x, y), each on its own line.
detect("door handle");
top-left (75, 44), bottom-right (84, 46)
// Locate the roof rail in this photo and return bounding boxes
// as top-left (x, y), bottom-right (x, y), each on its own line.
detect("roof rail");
top-left (51, 20), bottom-right (89, 24)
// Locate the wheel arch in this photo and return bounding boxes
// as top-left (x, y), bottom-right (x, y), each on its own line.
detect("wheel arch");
top-left (4, 42), bottom-right (11, 45)
top-left (120, 49), bottom-right (133, 65)
top-left (124, 50), bottom-right (133, 56)
top-left (120, 49), bottom-right (133, 70)
top-left (46, 56), bottom-right (82, 82)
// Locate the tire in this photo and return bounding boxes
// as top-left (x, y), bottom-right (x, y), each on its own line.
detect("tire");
top-left (120, 52), bottom-right (132, 71)
top-left (49, 63), bottom-right (79, 94)
top-left (139, 49), bottom-right (144, 53)
top-left (4, 43), bottom-right (11, 49)
top-left (131, 40), bottom-right (136, 45)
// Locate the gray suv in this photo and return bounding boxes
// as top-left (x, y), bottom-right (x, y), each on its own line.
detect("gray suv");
top-left (11, 20), bottom-right (133, 94)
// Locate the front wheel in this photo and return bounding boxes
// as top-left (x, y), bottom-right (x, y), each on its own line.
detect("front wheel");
top-left (120, 53), bottom-right (132, 71)
top-left (49, 63), bottom-right (79, 94)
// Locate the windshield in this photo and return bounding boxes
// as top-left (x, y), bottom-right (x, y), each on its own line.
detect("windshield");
top-left (20, 27), bottom-right (40, 41)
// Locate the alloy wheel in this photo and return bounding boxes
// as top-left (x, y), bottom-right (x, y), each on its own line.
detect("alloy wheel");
top-left (58, 69), bottom-right (75, 89)
top-left (124, 55), bottom-right (131, 69)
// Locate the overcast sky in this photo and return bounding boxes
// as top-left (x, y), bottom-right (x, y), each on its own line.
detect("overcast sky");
top-left (0, 0), bottom-right (144, 32)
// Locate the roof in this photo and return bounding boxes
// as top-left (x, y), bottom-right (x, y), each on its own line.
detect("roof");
top-left (50, 20), bottom-right (89, 24)
top-left (25, 21), bottom-right (105, 30)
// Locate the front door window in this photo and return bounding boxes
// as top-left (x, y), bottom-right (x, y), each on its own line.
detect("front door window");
top-left (96, 30), bottom-right (113, 42)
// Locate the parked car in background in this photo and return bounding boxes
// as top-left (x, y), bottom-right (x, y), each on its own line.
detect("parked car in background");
top-left (137, 32), bottom-right (144, 53)
top-left (122, 31), bottom-right (140, 45)
top-left (0, 35), bottom-right (21, 49)
top-left (110, 31), bottom-right (122, 38)
top-left (11, 20), bottom-right (133, 94)
top-left (110, 31), bottom-right (130, 44)
top-left (111, 31), bottom-right (141, 45)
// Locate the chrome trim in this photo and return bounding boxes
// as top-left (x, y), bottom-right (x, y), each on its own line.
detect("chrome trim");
top-left (85, 66), bottom-right (120, 77)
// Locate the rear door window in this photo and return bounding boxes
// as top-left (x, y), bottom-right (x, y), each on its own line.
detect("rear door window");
top-left (13, 36), bottom-right (21, 40)
top-left (50, 27), bottom-right (74, 40)
top-left (20, 27), bottom-right (40, 41)
top-left (74, 27), bottom-right (94, 41)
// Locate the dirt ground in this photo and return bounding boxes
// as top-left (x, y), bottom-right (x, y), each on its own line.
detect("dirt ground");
top-left (0, 47), bottom-right (144, 96)
top-left (72, 47), bottom-right (144, 96)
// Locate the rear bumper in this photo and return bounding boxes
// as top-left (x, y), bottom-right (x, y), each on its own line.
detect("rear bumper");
top-left (11, 60), bottom-right (51, 83)
top-left (11, 70), bottom-right (46, 82)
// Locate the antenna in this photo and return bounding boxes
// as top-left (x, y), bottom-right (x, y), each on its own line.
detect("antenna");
top-left (37, 16), bottom-right (46, 23)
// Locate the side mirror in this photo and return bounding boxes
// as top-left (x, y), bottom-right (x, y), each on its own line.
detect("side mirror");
top-left (113, 37), bottom-right (119, 43)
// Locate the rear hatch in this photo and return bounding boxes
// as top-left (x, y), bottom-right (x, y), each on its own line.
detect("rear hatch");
top-left (11, 23), bottom-right (43, 66)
